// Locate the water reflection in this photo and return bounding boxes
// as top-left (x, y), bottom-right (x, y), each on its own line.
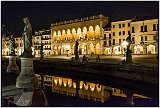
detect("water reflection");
top-left (35, 74), bottom-right (151, 105)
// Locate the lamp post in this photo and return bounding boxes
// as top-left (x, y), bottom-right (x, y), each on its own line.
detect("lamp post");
top-left (121, 41), bottom-right (128, 57)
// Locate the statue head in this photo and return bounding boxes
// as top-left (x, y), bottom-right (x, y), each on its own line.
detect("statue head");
top-left (23, 17), bottom-right (30, 24)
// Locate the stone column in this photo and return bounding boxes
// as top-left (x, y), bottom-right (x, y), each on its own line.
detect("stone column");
top-left (16, 58), bottom-right (37, 88)
top-left (6, 55), bottom-right (19, 74)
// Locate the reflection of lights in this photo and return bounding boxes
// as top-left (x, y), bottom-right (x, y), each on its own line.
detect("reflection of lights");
top-left (68, 79), bottom-right (72, 87)
top-left (73, 82), bottom-right (76, 88)
top-left (15, 49), bottom-right (17, 51)
top-left (63, 78), bottom-right (67, 87)
top-left (96, 84), bottom-right (101, 92)
top-left (90, 83), bottom-right (95, 91)
top-left (59, 77), bottom-right (62, 86)
top-left (121, 41), bottom-right (128, 47)
top-left (80, 81), bottom-right (84, 89)
top-left (84, 83), bottom-right (88, 90)
top-left (54, 79), bottom-right (58, 85)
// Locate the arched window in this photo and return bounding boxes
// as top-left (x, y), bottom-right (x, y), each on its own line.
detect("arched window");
top-left (95, 25), bottom-right (100, 39)
top-left (83, 27), bottom-right (87, 39)
top-left (88, 26), bottom-right (94, 39)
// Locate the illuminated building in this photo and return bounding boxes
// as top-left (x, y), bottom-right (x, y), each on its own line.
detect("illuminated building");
top-left (33, 29), bottom-right (51, 57)
top-left (50, 14), bottom-right (110, 55)
top-left (111, 19), bottom-right (132, 55)
top-left (111, 17), bottom-right (158, 55)
top-left (131, 18), bottom-right (158, 54)
top-left (2, 15), bottom-right (158, 56)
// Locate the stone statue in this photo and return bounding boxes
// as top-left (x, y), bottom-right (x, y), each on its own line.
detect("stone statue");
top-left (9, 35), bottom-right (15, 55)
top-left (125, 34), bottom-right (132, 64)
top-left (126, 34), bottom-right (132, 51)
top-left (22, 17), bottom-right (33, 57)
top-left (74, 40), bottom-right (79, 61)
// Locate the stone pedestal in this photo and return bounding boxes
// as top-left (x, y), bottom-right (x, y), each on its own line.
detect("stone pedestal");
top-left (6, 56), bottom-right (19, 74)
top-left (126, 50), bottom-right (132, 64)
top-left (16, 58), bottom-right (38, 88)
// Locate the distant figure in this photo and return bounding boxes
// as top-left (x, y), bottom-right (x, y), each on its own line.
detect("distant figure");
top-left (22, 17), bottom-right (32, 55)
top-left (8, 97), bottom-right (17, 106)
top-left (96, 55), bottom-right (101, 62)
top-left (82, 55), bottom-right (88, 62)
top-left (9, 35), bottom-right (15, 55)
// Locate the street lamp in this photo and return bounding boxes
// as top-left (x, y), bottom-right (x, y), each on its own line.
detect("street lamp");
top-left (121, 41), bottom-right (128, 56)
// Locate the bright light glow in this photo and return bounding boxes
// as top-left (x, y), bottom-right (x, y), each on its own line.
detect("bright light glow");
top-left (73, 82), bottom-right (76, 88)
top-left (65, 45), bottom-right (70, 50)
top-left (90, 83), bottom-right (95, 91)
top-left (121, 41), bottom-right (128, 47)
top-left (5, 48), bottom-right (9, 52)
top-left (54, 79), bottom-right (58, 85)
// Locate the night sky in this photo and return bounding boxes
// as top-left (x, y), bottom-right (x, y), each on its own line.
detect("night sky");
top-left (1, 1), bottom-right (159, 35)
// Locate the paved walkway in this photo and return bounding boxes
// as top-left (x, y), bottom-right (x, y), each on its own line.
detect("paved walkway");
top-left (2, 71), bottom-right (47, 106)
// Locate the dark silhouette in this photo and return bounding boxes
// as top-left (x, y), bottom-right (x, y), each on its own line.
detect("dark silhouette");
top-left (96, 55), bottom-right (101, 62)
top-left (2, 98), bottom-right (9, 106)
top-left (8, 97), bottom-right (17, 106)
top-left (9, 35), bottom-right (16, 55)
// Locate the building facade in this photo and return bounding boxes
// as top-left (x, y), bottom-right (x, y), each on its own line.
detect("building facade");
top-left (2, 15), bottom-right (158, 56)
top-left (131, 19), bottom-right (158, 54)
top-left (51, 14), bottom-right (110, 55)
top-left (33, 29), bottom-right (51, 57)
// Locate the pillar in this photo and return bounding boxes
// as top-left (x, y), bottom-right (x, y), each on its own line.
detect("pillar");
top-left (6, 56), bottom-right (19, 74)
top-left (16, 58), bottom-right (38, 88)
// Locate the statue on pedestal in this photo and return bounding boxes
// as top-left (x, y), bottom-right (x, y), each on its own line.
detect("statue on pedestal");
top-left (125, 34), bottom-right (132, 63)
top-left (9, 35), bottom-right (16, 55)
top-left (74, 40), bottom-right (79, 61)
top-left (21, 17), bottom-right (33, 57)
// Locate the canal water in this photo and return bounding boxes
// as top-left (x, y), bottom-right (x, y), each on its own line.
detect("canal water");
top-left (35, 74), bottom-right (157, 107)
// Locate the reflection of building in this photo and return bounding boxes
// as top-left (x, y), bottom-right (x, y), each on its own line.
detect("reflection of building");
top-left (51, 14), bottom-right (110, 55)
top-left (35, 74), bottom-right (150, 104)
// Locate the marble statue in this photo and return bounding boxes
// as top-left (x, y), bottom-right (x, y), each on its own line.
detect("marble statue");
top-left (22, 17), bottom-right (32, 56)
top-left (9, 35), bottom-right (15, 55)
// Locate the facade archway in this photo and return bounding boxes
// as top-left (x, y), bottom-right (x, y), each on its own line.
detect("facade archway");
top-left (147, 45), bottom-right (155, 54)
top-left (72, 28), bottom-right (76, 40)
top-left (89, 43), bottom-right (95, 54)
top-left (57, 31), bottom-right (61, 40)
top-left (134, 45), bottom-right (143, 54)
top-left (67, 29), bottom-right (71, 40)
top-left (88, 26), bottom-right (94, 39)
top-left (113, 46), bottom-right (121, 54)
top-left (71, 44), bottom-right (75, 55)
top-left (82, 43), bottom-right (87, 55)
top-left (104, 48), bottom-right (111, 55)
top-left (58, 46), bottom-right (61, 55)
top-left (83, 27), bottom-right (87, 39)
top-left (62, 30), bottom-right (66, 41)
top-left (95, 25), bottom-right (100, 39)
top-left (95, 43), bottom-right (100, 54)
top-left (53, 46), bottom-right (58, 55)
top-left (53, 31), bottom-right (57, 41)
